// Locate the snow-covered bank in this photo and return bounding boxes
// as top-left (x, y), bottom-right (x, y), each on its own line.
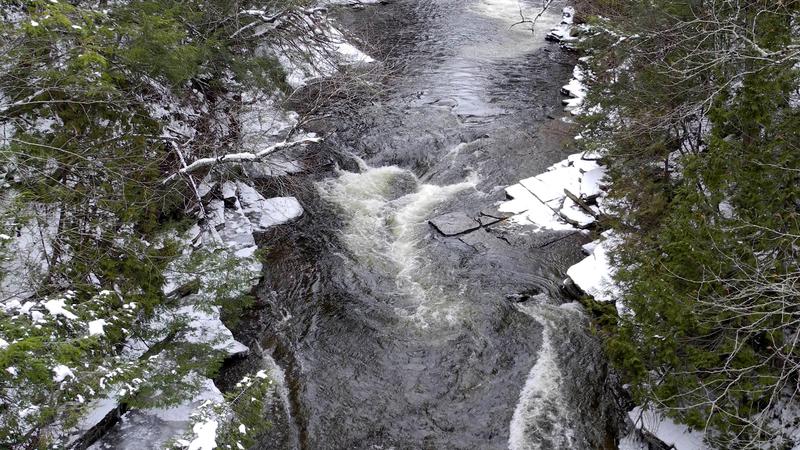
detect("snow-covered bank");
top-left (145, 5), bottom-right (382, 444)
top-left (501, 7), bottom-right (710, 449)
top-left (74, 68), bottom-right (316, 450)
top-left (267, 6), bottom-right (377, 89)
top-left (620, 407), bottom-right (706, 450)
top-left (546, 6), bottom-right (578, 45)
top-left (81, 178), bottom-right (306, 448)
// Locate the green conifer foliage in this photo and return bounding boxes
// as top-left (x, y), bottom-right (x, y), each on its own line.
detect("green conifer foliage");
top-left (579, 0), bottom-right (800, 446)
top-left (0, 0), bottom-right (305, 445)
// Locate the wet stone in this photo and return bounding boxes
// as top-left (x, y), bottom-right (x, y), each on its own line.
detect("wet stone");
top-left (429, 212), bottom-right (480, 236)
top-left (478, 215), bottom-right (501, 227)
top-left (481, 205), bottom-right (515, 220)
top-left (459, 229), bottom-right (491, 252)
top-left (505, 288), bottom-right (543, 303)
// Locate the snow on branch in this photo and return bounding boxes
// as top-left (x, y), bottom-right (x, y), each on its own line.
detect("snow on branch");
top-left (164, 136), bottom-right (322, 183)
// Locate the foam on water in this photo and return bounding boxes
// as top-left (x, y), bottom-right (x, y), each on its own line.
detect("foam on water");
top-left (508, 304), bottom-right (578, 449)
top-left (317, 163), bottom-right (478, 324)
top-left (263, 354), bottom-right (300, 450)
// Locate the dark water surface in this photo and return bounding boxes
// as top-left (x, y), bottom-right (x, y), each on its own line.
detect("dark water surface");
top-left (223, 1), bottom-right (623, 449)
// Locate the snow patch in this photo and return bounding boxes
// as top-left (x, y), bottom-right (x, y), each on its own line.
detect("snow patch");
top-left (566, 231), bottom-right (620, 303)
top-left (87, 319), bottom-right (107, 336)
top-left (53, 365), bottom-right (75, 382)
top-left (627, 407), bottom-right (707, 450)
top-left (186, 419), bottom-right (218, 450)
top-left (43, 298), bottom-right (78, 320)
top-left (272, 14), bottom-right (375, 89)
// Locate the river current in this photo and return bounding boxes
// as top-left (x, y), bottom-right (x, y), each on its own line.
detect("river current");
top-left (222, 0), bottom-right (624, 449)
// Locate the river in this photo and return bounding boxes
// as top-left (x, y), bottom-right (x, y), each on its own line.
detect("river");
top-left (221, 0), bottom-right (624, 448)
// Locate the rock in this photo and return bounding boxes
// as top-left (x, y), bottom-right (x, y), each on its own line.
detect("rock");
top-left (236, 182), bottom-right (304, 231)
top-left (429, 212), bottom-right (480, 236)
top-left (221, 181), bottom-right (237, 200)
top-left (505, 289), bottom-right (543, 303)
top-left (480, 205), bottom-right (514, 220)
top-left (459, 229), bottom-right (494, 251)
top-left (561, 276), bottom-right (585, 299)
top-left (431, 98), bottom-right (458, 108)
top-left (478, 215), bottom-right (501, 227)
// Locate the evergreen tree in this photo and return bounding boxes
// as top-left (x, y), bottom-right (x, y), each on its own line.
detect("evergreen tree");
top-left (0, 0), bottom-right (309, 445)
top-left (578, 0), bottom-right (800, 447)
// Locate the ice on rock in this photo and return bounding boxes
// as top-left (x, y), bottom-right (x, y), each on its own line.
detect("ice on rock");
top-left (501, 183), bottom-right (542, 214)
top-left (499, 185), bottom-right (573, 230)
top-left (519, 175), bottom-right (565, 203)
top-left (567, 153), bottom-right (599, 172)
top-left (546, 7), bottom-right (577, 42)
top-left (500, 153), bottom-right (605, 230)
top-left (253, 197), bottom-right (303, 230)
top-left (559, 63), bottom-right (591, 116)
top-left (531, 165), bottom-right (582, 196)
top-left (560, 197), bottom-right (596, 227)
top-left (561, 78), bottom-right (586, 99)
top-left (581, 241), bottom-right (598, 254)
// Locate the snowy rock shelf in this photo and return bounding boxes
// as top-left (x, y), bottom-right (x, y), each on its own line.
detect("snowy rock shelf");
top-left (496, 149), bottom-right (621, 310)
top-left (499, 152), bottom-right (607, 231)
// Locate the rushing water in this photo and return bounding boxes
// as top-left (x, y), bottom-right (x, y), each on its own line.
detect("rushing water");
top-left (317, 161), bottom-right (480, 326)
top-left (223, 0), bottom-right (624, 449)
